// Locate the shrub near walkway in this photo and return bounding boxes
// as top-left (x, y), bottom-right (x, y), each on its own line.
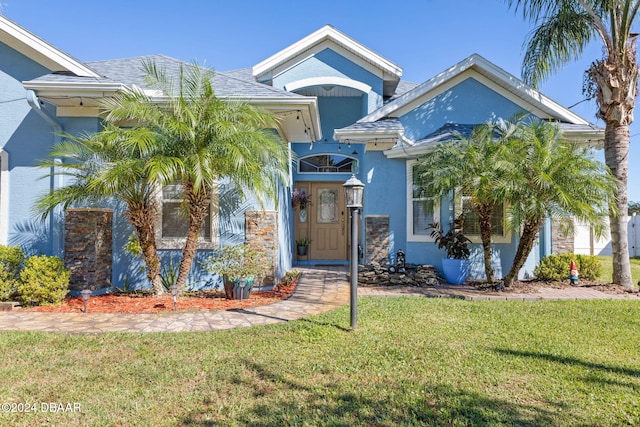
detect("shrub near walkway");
top-left (1, 298), bottom-right (639, 426)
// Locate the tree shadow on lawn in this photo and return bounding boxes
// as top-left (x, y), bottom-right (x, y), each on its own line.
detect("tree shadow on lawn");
top-left (494, 348), bottom-right (640, 379)
top-left (179, 358), bottom-right (585, 426)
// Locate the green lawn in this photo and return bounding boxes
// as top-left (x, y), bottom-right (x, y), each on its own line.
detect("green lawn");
top-left (1, 298), bottom-right (639, 426)
top-left (598, 256), bottom-right (640, 285)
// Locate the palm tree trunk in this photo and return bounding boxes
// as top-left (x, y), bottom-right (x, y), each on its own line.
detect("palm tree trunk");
top-left (125, 203), bottom-right (163, 295)
top-left (604, 124), bottom-right (634, 288)
top-left (503, 218), bottom-right (543, 288)
top-left (590, 56), bottom-right (637, 289)
top-left (476, 203), bottom-right (495, 283)
top-left (175, 183), bottom-right (210, 291)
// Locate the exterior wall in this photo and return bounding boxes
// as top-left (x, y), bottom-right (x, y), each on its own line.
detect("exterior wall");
top-left (0, 43), bottom-right (106, 257)
top-left (390, 77), bottom-right (538, 279)
top-left (399, 77), bottom-right (529, 141)
top-left (318, 97), bottom-right (364, 143)
top-left (272, 48), bottom-right (383, 114)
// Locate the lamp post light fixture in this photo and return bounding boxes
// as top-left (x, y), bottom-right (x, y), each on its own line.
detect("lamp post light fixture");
top-left (80, 289), bottom-right (92, 313)
top-left (170, 285), bottom-right (178, 311)
top-left (343, 174), bottom-right (364, 330)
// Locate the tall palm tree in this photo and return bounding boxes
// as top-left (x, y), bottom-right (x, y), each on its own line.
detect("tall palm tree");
top-left (36, 124), bottom-right (165, 294)
top-left (502, 120), bottom-right (615, 287)
top-left (105, 60), bottom-right (291, 291)
top-left (504, 0), bottom-right (639, 288)
top-left (415, 122), bottom-right (514, 283)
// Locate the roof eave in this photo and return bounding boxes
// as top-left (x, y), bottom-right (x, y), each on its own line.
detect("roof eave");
top-left (252, 25), bottom-right (402, 82)
top-left (360, 54), bottom-right (591, 126)
top-left (0, 15), bottom-right (99, 78)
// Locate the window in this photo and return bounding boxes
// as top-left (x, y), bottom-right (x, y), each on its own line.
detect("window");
top-left (298, 154), bottom-right (357, 173)
top-left (156, 182), bottom-right (218, 249)
top-left (457, 193), bottom-right (510, 243)
top-left (407, 160), bottom-right (439, 241)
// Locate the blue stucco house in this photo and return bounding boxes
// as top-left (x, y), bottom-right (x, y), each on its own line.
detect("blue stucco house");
top-left (0, 17), bottom-right (603, 288)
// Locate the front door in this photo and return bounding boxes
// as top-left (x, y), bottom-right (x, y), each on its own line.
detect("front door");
top-left (295, 182), bottom-right (347, 260)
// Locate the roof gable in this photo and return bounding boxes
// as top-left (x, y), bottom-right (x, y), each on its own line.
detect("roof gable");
top-left (252, 25), bottom-right (402, 96)
top-left (359, 54), bottom-right (590, 126)
top-left (0, 15), bottom-right (98, 77)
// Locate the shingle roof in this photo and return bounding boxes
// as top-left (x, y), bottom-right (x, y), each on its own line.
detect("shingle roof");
top-left (414, 123), bottom-right (477, 146)
top-left (385, 80), bottom-right (419, 103)
top-left (337, 118), bottom-right (403, 133)
top-left (29, 55), bottom-right (309, 99)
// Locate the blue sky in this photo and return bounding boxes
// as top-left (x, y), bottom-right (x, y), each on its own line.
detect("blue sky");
top-left (3, 0), bottom-right (639, 201)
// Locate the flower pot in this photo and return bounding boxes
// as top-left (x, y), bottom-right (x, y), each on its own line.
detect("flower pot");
top-left (223, 276), bottom-right (255, 300)
top-left (441, 258), bottom-right (470, 285)
top-left (297, 245), bottom-right (308, 256)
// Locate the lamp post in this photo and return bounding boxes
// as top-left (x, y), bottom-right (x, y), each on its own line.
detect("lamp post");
top-left (343, 174), bottom-right (364, 330)
top-left (80, 289), bottom-right (92, 313)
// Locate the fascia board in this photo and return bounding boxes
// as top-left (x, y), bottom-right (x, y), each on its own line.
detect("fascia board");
top-left (253, 25), bottom-right (402, 81)
top-left (560, 128), bottom-right (605, 147)
top-left (23, 80), bottom-right (125, 93)
top-left (384, 144), bottom-right (436, 159)
top-left (333, 128), bottom-right (400, 141)
top-left (0, 16), bottom-right (99, 77)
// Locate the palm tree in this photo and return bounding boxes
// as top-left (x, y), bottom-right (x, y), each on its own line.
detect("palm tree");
top-left (502, 120), bottom-right (615, 287)
top-left (36, 124), bottom-right (165, 294)
top-left (105, 60), bottom-right (291, 291)
top-left (503, 0), bottom-right (638, 288)
top-left (415, 121), bottom-right (514, 283)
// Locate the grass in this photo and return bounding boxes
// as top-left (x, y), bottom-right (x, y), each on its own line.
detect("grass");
top-left (598, 256), bottom-right (640, 285)
top-left (1, 298), bottom-right (639, 426)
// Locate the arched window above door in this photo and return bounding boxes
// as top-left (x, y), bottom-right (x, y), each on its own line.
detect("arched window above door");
top-left (298, 154), bottom-right (357, 174)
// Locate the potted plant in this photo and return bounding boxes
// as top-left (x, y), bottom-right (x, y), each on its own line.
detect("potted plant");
top-left (202, 244), bottom-right (272, 300)
top-left (291, 188), bottom-right (311, 209)
top-left (295, 237), bottom-right (311, 256)
top-left (292, 188), bottom-right (312, 222)
top-left (429, 218), bottom-right (471, 285)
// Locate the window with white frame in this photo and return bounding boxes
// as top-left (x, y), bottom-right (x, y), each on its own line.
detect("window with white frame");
top-left (156, 182), bottom-right (218, 249)
top-left (457, 192), bottom-right (510, 243)
top-left (407, 160), bottom-right (439, 241)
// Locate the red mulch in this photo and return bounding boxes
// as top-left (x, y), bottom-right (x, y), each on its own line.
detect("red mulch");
top-left (19, 282), bottom-right (297, 314)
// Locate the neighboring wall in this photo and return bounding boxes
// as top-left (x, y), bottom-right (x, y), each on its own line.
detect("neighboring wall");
top-left (573, 215), bottom-right (639, 257)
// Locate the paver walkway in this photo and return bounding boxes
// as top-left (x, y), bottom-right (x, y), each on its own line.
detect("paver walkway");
top-left (0, 266), bottom-right (637, 334)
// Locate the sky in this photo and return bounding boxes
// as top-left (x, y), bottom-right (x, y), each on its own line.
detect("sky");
top-left (3, 0), bottom-right (639, 200)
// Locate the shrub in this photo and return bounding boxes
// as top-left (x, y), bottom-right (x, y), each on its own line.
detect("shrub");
top-left (0, 245), bottom-right (25, 301)
top-left (534, 253), bottom-right (601, 281)
top-left (17, 255), bottom-right (70, 306)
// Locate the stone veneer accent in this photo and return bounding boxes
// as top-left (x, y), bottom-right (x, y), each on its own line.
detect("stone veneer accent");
top-left (358, 263), bottom-right (442, 287)
top-left (245, 210), bottom-right (278, 285)
top-left (64, 208), bottom-right (113, 291)
top-left (552, 218), bottom-right (575, 254)
top-left (365, 215), bottom-right (390, 265)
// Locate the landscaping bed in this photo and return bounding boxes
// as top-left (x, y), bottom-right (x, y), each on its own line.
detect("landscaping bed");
top-left (18, 282), bottom-right (297, 314)
top-left (471, 279), bottom-right (639, 295)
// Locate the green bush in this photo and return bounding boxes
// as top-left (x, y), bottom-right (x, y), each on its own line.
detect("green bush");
top-left (534, 253), bottom-right (601, 281)
top-left (17, 255), bottom-right (70, 306)
top-left (0, 245), bottom-right (25, 301)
